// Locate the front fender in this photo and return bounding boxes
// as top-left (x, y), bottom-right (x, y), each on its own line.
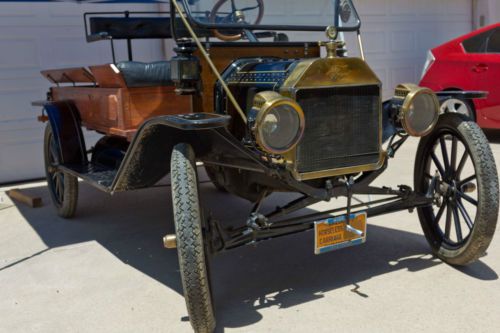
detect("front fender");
top-left (436, 90), bottom-right (488, 103)
top-left (111, 113), bottom-right (268, 192)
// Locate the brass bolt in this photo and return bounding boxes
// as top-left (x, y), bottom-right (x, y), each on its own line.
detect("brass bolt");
top-left (163, 235), bottom-right (177, 249)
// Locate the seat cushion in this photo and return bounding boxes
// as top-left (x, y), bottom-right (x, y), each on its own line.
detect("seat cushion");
top-left (116, 61), bottom-right (173, 87)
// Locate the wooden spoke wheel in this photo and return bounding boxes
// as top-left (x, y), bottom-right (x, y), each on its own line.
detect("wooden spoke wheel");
top-left (44, 124), bottom-right (78, 218)
top-left (414, 113), bottom-right (499, 265)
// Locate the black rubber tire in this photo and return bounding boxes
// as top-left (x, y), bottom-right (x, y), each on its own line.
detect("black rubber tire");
top-left (415, 113), bottom-right (499, 266)
top-left (171, 143), bottom-right (216, 333)
top-left (205, 165), bottom-right (227, 192)
top-left (44, 124), bottom-right (79, 218)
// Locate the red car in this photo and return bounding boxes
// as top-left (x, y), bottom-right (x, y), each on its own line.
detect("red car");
top-left (420, 23), bottom-right (500, 129)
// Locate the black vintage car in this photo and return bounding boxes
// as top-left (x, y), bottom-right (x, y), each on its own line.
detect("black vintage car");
top-left (36, 1), bottom-right (498, 332)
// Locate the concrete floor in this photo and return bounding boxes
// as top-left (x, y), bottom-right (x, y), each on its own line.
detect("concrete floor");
top-left (1, 133), bottom-right (500, 333)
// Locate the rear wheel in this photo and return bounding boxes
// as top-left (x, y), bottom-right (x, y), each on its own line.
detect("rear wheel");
top-left (171, 143), bottom-right (216, 333)
top-left (414, 113), bottom-right (498, 265)
top-left (44, 124), bottom-right (78, 218)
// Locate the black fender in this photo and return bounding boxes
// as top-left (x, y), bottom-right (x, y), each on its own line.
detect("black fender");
top-left (110, 113), bottom-right (269, 192)
top-left (435, 90), bottom-right (488, 103)
top-left (41, 101), bottom-right (87, 165)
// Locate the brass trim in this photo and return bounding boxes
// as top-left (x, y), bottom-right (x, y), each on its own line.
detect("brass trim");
top-left (171, 0), bottom-right (248, 124)
top-left (280, 57), bottom-right (381, 95)
top-left (291, 152), bottom-right (387, 181)
top-left (236, 70), bottom-right (288, 74)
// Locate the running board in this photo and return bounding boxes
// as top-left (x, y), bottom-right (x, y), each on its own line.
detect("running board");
top-left (59, 164), bottom-right (117, 192)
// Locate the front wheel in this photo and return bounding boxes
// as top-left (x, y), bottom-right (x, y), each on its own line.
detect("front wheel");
top-left (414, 113), bottom-right (499, 266)
top-left (171, 143), bottom-right (216, 333)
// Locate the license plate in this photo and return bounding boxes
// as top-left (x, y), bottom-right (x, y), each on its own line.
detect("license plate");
top-left (314, 213), bottom-right (367, 255)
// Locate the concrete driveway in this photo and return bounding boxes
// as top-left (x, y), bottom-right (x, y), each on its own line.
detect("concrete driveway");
top-left (1, 133), bottom-right (500, 333)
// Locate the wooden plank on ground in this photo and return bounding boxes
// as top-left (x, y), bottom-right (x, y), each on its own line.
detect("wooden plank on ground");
top-left (6, 189), bottom-right (43, 208)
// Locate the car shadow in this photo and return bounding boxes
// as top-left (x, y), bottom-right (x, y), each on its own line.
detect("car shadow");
top-left (3, 175), bottom-right (498, 332)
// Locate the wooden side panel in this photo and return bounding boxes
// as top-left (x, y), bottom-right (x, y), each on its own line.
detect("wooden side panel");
top-left (125, 86), bottom-right (192, 129)
top-left (52, 86), bottom-right (191, 140)
top-left (52, 87), bottom-right (123, 133)
top-left (194, 44), bottom-right (320, 113)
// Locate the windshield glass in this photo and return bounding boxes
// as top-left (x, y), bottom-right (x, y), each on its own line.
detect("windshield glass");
top-left (183, 0), bottom-right (361, 31)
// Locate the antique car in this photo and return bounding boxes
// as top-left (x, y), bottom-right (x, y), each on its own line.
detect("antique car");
top-left (420, 23), bottom-right (500, 127)
top-left (35, 1), bottom-right (499, 332)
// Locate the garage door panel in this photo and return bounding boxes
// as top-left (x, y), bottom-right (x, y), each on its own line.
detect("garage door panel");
top-left (0, 143), bottom-right (44, 183)
top-left (0, 38), bottom-right (39, 69)
top-left (0, 90), bottom-right (42, 122)
top-left (390, 31), bottom-right (416, 53)
top-left (355, 0), bottom-right (388, 16)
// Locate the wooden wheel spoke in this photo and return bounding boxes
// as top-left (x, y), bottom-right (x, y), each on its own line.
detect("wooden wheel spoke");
top-left (430, 151), bottom-right (445, 177)
top-left (457, 191), bottom-right (478, 206)
top-left (457, 200), bottom-right (474, 230)
top-left (459, 174), bottom-right (477, 187)
top-left (439, 136), bottom-right (450, 170)
top-left (450, 136), bottom-right (458, 172)
top-left (444, 203), bottom-right (452, 239)
top-left (434, 203), bottom-right (446, 225)
top-left (452, 205), bottom-right (463, 242)
top-left (456, 150), bottom-right (469, 178)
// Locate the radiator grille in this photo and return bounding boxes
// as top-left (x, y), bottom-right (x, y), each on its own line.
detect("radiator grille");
top-left (295, 85), bottom-right (381, 174)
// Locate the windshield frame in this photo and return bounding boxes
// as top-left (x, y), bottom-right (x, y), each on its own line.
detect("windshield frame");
top-left (179, 0), bottom-right (362, 33)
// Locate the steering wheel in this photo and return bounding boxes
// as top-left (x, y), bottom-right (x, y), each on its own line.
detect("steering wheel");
top-left (209, 0), bottom-right (265, 42)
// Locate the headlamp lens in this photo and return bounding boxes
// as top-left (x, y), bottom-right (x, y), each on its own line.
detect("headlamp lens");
top-left (261, 104), bottom-right (302, 152)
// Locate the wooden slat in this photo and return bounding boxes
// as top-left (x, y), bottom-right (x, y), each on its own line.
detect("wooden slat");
top-left (41, 67), bottom-right (95, 85)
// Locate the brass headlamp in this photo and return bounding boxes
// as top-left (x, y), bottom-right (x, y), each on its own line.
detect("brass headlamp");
top-left (393, 83), bottom-right (440, 137)
top-left (249, 91), bottom-right (305, 155)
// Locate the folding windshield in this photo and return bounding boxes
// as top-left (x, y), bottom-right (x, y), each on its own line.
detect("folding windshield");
top-left (182, 0), bottom-right (361, 32)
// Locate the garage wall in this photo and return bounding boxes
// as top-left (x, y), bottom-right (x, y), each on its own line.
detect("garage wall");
top-left (0, 3), bottom-right (163, 184)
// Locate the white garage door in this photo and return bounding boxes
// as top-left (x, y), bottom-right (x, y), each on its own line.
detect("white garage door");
top-left (0, 2), bottom-right (164, 184)
top-left (0, 0), bottom-right (472, 184)
top-left (355, 0), bottom-right (472, 98)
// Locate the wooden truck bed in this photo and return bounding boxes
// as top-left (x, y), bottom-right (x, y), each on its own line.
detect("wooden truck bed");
top-left (42, 65), bottom-right (191, 141)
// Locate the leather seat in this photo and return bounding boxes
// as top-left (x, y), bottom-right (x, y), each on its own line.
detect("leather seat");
top-left (116, 61), bottom-right (173, 87)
